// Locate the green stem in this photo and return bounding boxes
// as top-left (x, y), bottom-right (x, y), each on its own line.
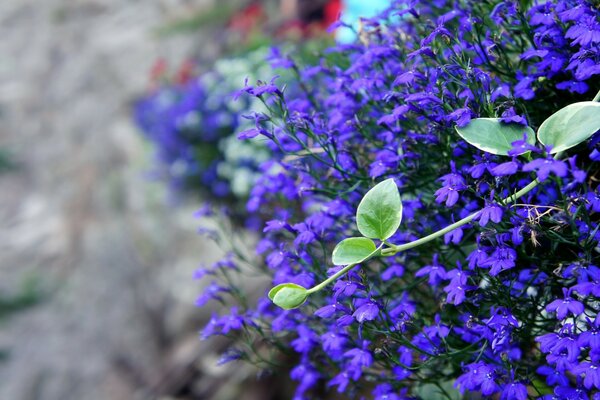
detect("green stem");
top-left (383, 178), bottom-right (541, 256)
top-left (307, 262), bottom-right (358, 294)
top-left (308, 177), bottom-right (542, 294)
top-left (278, 88), bottom-right (600, 304)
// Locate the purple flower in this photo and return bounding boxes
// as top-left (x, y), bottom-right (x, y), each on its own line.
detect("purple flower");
top-left (523, 157), bottom-right (568, 181)
top-left (195, 281), bottom-right (228, 306)
top-left (483, 246), bottom-right (517, 275)
top-left (315, 303), bottom-right (343, 319)
top-left (537, 332), bottom-right (560, 353)
top-left (353, 300), bottom-right (380, 323)
top-left (578, 319), bottom-right (600, 351)
top-left (344, 342), bottom-right (373, 370)
top-left (449, 107), bottom-right (473, 127)
top-left (220, 307), bottom-right (244, 334)
top-left (565, 15), bottom-right (600, 47)
top-left (467, 245), bottom-right (489, 269)
top-left (477, 203), bottom-right (503, 226)
top-left (435, 164), bottom-right (467, 207)
top-left (237, 128), bottom-right (260, 139)
top-left (444, 268), bottom-right (472, 305)
top-left (381, 263), bottom-right (405, 281)
top-left (514, 75), bottom-right (535, 100)
top-left (291, 325), bottom-right (318, 354)
top-left (557, 80), bottom-right (589, 94)
top-left (266, 47), bottom-right (295, 69)
top-left (508, 135), bottom-right (539, 157)
top-left (486, 307), bottom-right (519, 329)
top-left (191, 0), bottom-right (600, 396)
top-left (500, 107), bottom-right (527, 125)
top-left (328, 370), bottom-right (351, 393)
top-left (251, 76), bottom-right (282, 96)
top-left (290, 361), bottom-right (320, 396)
top-left (201, 314), bottom-right (221, 339)
top-left (455, 362), bottom-right (499, 396)
top-left (491, 160), bottom-right (519, 176)
top-left (321, 332), bottom-right (347, 353)
top-left (444, 226), bottom-right (464, 244)
top-left (491, 84), bottom-right (511, 101)
top-left (573, 362), bottom-right (600, 389)
top-left (333, 279), bottom-right (362, 299)
top-left (369, 149), bottom-right (400, 178)
top-left (263, 219), bottom-right (290, 233)
top-left (415, 254), bottom-right (447, 285)
top-left (546, 289), bottom-right (585, 320)
top-left (469, 159), bottom-right (497, 178)
top-left (501, 382), bottom-right (528, 400)
top-left (373, 384), bottom-right (403, 400)
top-left (217, 348), bottom-right (243, 365)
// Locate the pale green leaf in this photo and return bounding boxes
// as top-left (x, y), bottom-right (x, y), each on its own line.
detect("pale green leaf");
top-left (455, 118), bottom-right (536, 155)
top-left (268, 283), bottom-right (308, 310)
top-left (538, 101), bottom-right (600, 154)
top-left (356, 178), bottom-right (402, 240)
top-left (332, 237), bottom-right (378, 265)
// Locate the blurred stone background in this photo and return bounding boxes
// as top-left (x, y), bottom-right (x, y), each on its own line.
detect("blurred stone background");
top-left (0, 0), bottom-right (276, 399)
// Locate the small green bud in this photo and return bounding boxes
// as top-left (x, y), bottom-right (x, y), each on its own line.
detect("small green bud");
top-left (268, 283), bottom-right (308, 310)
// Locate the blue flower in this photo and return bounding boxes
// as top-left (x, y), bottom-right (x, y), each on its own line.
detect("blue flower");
top-left (444, 268), bottom-right (472, 305)
top-left (455, 362), bottom-right (499, 396)
top-left (435, 164), bottom-right (467, 207)
top-left (415, 254), bottom-right (447, 285)
top-left (344, 341), bottom-right (373, 369)
top-left (546, 289), bottom-right (584, 320)
top-left (491, 160), bottom-right (520, 176)
top-left (352, 300), bottom-right (380, 323)
top-left (321, 331), bottom-right (347, 353)
top-left (573, 362), bottom-right (600, 389)
top-left (219, 307), bottom-right (244, 334)
top-left (291, 325), bottom-right (318, 354)
top-left (477, 203), bottom-right (503, 226)
top-left (523, 157), bottom-right (568, 180)
top-left (501, 382), bottom-right (528, 400)
top-left (483, 246), bottom-right (517, 276)
top-left (192, 0), bottom-right (600, 397)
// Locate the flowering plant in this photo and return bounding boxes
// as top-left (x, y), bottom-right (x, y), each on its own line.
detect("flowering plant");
top-left (134, 48), bottom-right (274, 203)
top-left (196, 0), bottom-right (600, 399)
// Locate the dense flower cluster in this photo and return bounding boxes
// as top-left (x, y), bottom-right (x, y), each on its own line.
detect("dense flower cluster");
top-left (197, 0), bottom-right (600, 399)
top-left (134, 49), bottom-right (272, 202)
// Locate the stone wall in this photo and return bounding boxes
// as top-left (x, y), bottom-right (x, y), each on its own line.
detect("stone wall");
top-left (0, 1), bottom-right (273, 399)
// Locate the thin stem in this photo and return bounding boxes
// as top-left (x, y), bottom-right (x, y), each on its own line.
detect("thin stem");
top-left (274, 88), bottom-right (600, 303)
top-left (308, 178), bottom-right (542, 293)
top-left (383, 178), bottom-right (541, 256)
top-left (307, 262), bottom-right (357, 294)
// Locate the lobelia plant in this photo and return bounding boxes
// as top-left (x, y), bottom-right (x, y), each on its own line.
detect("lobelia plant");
top-left (269, 95), bottom-right (600, 310)
top-left (196, 1), bottom-right (600, 399)
top-left (134, 48), bottom-right (281, 207)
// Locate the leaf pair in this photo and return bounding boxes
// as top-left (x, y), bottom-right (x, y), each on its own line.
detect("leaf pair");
top-left (455, 102), bottom-right (600, 156)
top-left (332, 179), bottom-right (402, 266)
top-left (267, 179), bottom-right (403, 310)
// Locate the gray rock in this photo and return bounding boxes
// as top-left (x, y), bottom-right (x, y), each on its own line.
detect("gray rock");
top-left (0, 1), bottom-right (262, 399)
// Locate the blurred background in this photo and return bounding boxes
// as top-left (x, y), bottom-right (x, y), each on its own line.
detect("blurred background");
top-left (0, 1), bottom-right (387, 399)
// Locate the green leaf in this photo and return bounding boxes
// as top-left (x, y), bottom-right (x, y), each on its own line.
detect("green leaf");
top-left (414, 381), bottom-right (461, 400)
top-left (538, 101), bottom-right (600, 154)
top-left (455, 118), bottom-right (536, 155)
top-left (356, 178), bottom-right (402, 240)
top-left (268, 283), bottom-right (308, 310)
top-left (332, 237), bottom-right (379, 265)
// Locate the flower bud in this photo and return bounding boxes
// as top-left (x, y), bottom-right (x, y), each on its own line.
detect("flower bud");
top-left (268, 283), bottom-right (308, 310)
